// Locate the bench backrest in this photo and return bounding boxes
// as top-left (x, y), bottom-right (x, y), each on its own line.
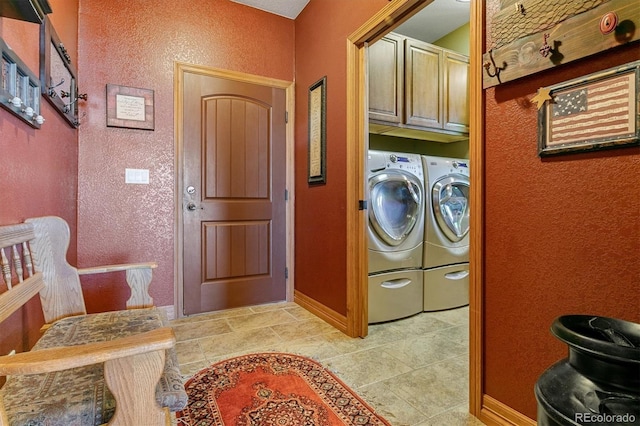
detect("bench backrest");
top-left (0, 217), bottom-right (87, 325)
top-left (0, 222), bottom-right (45, 324)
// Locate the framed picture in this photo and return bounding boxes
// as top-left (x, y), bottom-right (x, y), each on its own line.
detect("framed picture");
top-left (538, 61), bottom-right (639, 157)
top-left (308, 76), bottom-right (326, 184)
top-left (106, 84), bottom-right (154, 130)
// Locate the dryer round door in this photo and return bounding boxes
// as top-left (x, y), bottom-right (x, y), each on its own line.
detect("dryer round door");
top-left (369, 170), bottom-right (423, 247)
top-left (432, 174), bottom-right (470, 242)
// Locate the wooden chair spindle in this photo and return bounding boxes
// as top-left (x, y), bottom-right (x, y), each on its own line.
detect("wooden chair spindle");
top-left (0, 248), bottom-right (11, 289)
top-left (22, 242), bottom-right (33, 277)
top-left (12, 245), bottom-right (23, 283)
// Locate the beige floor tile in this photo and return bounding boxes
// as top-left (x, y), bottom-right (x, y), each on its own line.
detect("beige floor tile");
top-left (270, 317), bottom-right (336, 340)
top-left (419, 402), bottom-right (485, 426)
top-left (249, 301), bottom-right (297, 313)
top-left (198, 327), bottom-right (283, 359)
top-left (382, 356), bottom-right (468, 418)
top-left (170, 306), bottom-right (254, 325)
top-left (358, 381), bottom-right (428, 426)
top-left (178, 359), bottom-right (211, 379)
top-left (172, 318), bottom-right (232, 341)
top-left (325, 348), bottom-right (413, 389)
top-left (380, 331), bottom-right (467, 368)
top-left (225, 309), bottom-right (298, 331)
top-left (427, 306), bottom-right (470, 326)
top-left (175, 340), bottom-right (206, 365)
top-left (284, 305), bottom-right (321, 320)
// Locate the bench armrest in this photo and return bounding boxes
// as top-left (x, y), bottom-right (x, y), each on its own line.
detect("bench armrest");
top-left (77, 262), bottom-right (158, 275)
top-left (77, 262), bottom-right (158, 309)
top-left (0, 327), bottom-right (175, 426)
top-left (0, 326), bottom-right (174, 376)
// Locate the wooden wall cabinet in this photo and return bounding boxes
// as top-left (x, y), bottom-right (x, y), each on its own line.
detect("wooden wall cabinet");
top-left (369, 33), bottom-right (469, 141)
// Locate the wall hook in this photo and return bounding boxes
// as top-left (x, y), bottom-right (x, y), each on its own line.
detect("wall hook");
top-left (483, 49), bottom-right (506, 84)
top-left (539, 33), bottom-right (551, 58)
top-left (47, 78), bottom-right (65, 97)
top-left (61, 91), bottom-right (88, 101)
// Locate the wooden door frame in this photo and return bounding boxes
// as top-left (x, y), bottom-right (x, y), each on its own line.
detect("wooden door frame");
top-left (173, 62), bottom-right (295, 319)
top-left (345, 0), bottom-right (487, 420)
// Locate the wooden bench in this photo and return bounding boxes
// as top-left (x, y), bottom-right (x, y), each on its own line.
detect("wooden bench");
top-left (0, 216), bottom-right (187, 425)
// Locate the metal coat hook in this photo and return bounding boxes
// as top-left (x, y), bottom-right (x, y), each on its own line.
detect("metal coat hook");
top-left (483, 49), bottom-right (506, 84)
top-left (47, 78), bottom-right (65, 96)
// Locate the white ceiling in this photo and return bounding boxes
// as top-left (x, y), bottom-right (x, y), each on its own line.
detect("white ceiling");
top-left (229, 0), bottom-right (470, 42)
top-left (229, 0), bottom-right (310, 19)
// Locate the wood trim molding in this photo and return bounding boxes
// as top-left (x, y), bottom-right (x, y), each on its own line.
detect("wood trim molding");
top-left (345, 0), bottom-right (437, 339)
top-left (293, 290), bottom-right (347, 334)
top-left (469, 0), bottom-right (484, 418)
top-left (173, 62), bottom-right (295, 318)
top-left (480, 395), bottom-right (537, 426)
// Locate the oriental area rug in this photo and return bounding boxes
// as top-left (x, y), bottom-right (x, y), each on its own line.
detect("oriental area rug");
top-left (175, 352), bottom-right (392, 425)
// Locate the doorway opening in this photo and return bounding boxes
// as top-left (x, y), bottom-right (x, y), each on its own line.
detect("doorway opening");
top-left (345, 0), bottom-right (484, 418)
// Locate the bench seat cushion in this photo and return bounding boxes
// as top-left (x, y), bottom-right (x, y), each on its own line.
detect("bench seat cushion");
top-left (1, 308), bottom-right (187, 426)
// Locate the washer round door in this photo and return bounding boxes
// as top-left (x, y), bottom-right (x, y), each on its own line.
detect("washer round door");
top-left (369, 170), bottom-right (423, 247)
top-left (432, 174), bottom-right (470, 242)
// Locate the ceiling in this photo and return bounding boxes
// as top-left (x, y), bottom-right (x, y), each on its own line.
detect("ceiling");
top-left (229, 0), bottom-right (470, 42)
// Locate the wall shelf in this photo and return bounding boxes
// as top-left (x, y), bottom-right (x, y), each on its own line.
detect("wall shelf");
top-left (1, 37), bottom-right (44, 128)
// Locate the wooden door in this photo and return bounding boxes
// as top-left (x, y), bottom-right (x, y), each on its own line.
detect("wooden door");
top-left (405, 38), bottom-right (443, 129)
top-left (443, 50), bottom-right (470, 133)
top-left (182, 73), bottom-right (287, 316)
top-left (368, 32), bottom-right (404, 124)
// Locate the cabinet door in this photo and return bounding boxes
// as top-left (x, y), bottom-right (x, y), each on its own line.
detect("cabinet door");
top-left (443, 51), bottom-right (469, 133)
top-left (405, 38), bottom-right (442, 129)
top-left (368, 33), bottom-right (404, 124)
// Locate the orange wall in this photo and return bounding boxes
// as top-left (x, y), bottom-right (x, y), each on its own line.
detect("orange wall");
top-left (0, 2), bottom-right (78, 356)
top-left (483, 0), bottom-right (640, 418)
top-left (294, 0), bottom-right (388, 315)
top-left (76, 0), bottom-right (294, 313)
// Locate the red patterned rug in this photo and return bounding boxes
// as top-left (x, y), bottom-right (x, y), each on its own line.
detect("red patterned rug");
top-left (176, 352), bottom-right (391, 425)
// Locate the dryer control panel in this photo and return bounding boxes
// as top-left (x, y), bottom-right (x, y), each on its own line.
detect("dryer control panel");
top-left (384, 153), bottom-right (423, 179)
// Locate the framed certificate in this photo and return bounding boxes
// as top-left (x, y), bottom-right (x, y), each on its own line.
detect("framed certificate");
top-left (106, 84), bottom-right (155, 130)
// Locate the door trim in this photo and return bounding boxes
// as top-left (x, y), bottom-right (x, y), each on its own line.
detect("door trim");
top-left (345, 0), bottom-right (491, 422)
top-left (174, 62), bottom-right (295, 318)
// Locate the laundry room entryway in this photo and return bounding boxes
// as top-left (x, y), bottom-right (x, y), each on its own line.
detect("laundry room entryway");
top-left (175, 63), bottom-right (295, 317)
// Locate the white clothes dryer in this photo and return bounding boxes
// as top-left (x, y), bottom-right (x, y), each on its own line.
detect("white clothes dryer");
top-left (367, 150), bottom-right (424, 323)
top-left (422, 155), bottom-right (470, 311)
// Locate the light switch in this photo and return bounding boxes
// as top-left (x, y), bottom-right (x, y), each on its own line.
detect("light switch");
top-left (125, 168), bottom-right (150, 184)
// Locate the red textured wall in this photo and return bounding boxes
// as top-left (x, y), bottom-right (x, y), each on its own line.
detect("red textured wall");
top-left (483, 0), bottom-right (640, 417)
top-left (76, 0), bottom-right (294, 313)
top-left (0, 0), bottom-right (78, 355)
top-left (294, 0), bottom-right (388, 315)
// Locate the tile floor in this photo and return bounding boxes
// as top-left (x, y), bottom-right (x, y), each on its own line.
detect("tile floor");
top-left (170, 302), bottom-right (485, 426)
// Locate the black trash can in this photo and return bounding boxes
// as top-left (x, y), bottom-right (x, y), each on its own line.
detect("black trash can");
top-left (535, 315), bottom-right (640, 426)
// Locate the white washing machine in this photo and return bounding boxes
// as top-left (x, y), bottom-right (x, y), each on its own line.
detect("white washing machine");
top-left (422, 155), bottom-right (470, 311)
top-left (367, 150), bottom-right (424, 323)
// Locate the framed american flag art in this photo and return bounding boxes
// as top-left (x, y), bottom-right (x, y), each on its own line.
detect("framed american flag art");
top-left (538, 61), bottom-right (639, 157)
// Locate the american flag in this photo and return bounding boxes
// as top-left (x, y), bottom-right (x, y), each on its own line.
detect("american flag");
top-left (549, 72), bottom-right (634, 146)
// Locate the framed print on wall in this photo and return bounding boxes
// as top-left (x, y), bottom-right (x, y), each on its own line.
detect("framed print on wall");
top-left (308, 76), bottom-right (326, 184)
top-left (106, 84), bottom-right (154, 130)
top-left (538, 61), bottom-right (639, 157)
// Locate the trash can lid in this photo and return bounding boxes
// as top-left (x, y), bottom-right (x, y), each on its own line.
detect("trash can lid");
top-left (551, 315), bottom-right (640, 363)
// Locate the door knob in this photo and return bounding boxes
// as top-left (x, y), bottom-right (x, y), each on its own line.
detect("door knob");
top-left (187, 202), bottom-right (197, 211)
